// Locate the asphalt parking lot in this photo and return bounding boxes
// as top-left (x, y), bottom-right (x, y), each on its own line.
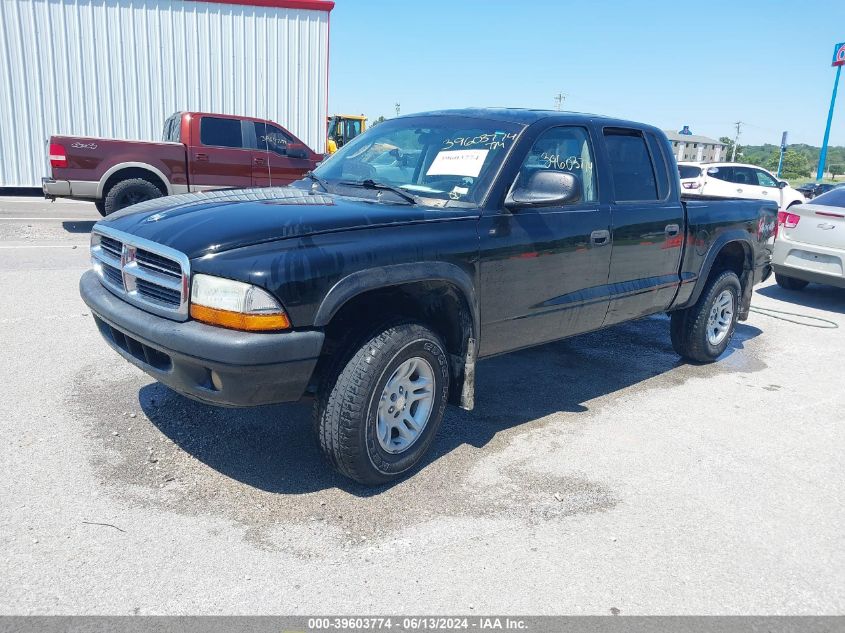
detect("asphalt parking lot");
top-left (1, 196), bottom-right (843, 615)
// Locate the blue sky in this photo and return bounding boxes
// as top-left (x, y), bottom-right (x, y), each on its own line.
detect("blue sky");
top-left (328, 0), bottom-right (845, 146)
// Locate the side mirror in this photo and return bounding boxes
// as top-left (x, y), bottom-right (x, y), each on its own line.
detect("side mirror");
top-left (505, 170), bottom-right (582, 209)
top-left (287, 143), bottom-right (309, 159)
top-left (777, 180), bottom-right (788, 189)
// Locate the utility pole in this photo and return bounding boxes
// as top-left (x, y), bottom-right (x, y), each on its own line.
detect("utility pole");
top-left (554, 93), bottom-right (566, 111)
top-left (731, 121), bottom-right (743, 162)
top-left (394, 102), bottom-right (401, 117)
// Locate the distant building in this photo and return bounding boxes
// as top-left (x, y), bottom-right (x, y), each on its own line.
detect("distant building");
top-left (664, 130), bottom-right (726, 163)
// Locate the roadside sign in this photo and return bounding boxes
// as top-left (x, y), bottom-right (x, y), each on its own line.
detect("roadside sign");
top-left (833, 42), bottom-right (845, 66)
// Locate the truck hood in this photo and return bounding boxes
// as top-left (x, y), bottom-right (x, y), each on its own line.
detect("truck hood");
top-left (97, 187), bottom-right (473, 259)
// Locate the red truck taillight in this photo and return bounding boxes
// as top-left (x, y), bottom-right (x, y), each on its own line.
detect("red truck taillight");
top-left (49, 143), bottom-right (67, 168)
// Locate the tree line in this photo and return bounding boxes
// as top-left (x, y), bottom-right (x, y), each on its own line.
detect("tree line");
top-left (720, 137), bottom-right (845, 181)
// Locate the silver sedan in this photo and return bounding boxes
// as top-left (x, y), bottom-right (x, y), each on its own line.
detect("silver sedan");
top-left (773, 186), bottom-right (845, 290)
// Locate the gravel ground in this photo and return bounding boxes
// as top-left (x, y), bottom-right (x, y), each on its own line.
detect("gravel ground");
top-left (1, 197), bottom-right (843, 614)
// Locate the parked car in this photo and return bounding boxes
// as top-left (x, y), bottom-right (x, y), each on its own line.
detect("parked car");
top-left (43, 111), bottom-right (321, 216)
top-left (678, 162), bottom-right (805, 210)
top-left (80, 108), bottom-right (777, 485)
top-left (795, 182), bottom-right (839, 200)
top-left (773, 186), bottom-right (845, 290)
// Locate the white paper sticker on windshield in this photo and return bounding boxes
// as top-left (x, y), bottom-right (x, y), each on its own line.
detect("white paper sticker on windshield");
top-left (426, 149), bottom-right (489, 178)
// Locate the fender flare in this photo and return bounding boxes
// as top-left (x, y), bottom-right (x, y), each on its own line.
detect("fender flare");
top-left (685, 230), bottom-right (753, 308)
top-left (97, 162), bottom-right (173, 197)
top-left (313, 261), bottom-right (479, 336)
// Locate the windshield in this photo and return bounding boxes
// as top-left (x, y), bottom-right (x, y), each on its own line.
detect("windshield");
top-left (313, 115), bottom-right (524, 207)
top-left (678, 165), bottom-right (701, 179)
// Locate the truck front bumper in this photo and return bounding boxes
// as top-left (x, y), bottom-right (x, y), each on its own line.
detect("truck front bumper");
top-left (79, 270), bottom-right (324, 407)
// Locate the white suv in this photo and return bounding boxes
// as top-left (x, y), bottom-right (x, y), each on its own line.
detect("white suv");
top-left (678, 162), bottom-right (806, 210)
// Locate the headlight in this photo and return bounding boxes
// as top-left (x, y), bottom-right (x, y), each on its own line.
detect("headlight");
top-left (189, 274), bottom-right (290, 332)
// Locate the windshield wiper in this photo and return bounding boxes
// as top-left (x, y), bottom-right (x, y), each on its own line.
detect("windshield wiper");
top-left (304, 171), bottom-right (329, 192)
top-left (338, 179), bottom-right (418, 205)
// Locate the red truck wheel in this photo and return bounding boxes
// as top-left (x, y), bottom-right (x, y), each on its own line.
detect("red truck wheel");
top-left (103, 178), bottom-right (163, 215)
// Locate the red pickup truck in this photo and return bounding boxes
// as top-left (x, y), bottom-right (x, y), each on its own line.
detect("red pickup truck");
top-left (43, 111), bottom-right (321, 215)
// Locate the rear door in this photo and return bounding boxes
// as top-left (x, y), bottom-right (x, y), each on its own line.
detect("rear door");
top-left (188, 115), bottom-right (253, 191)
top-left (602, 128), bottom-right (685, 325)
top-left (251, 121), bottom-right (313, 186)
top-left (701, 165), bottom-right (735, 197)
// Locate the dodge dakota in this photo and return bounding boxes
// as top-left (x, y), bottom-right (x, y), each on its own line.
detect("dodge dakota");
top-left (43, 111), bottom-right (320, 216)
top-left (80, 108), bottom-right (777, 485)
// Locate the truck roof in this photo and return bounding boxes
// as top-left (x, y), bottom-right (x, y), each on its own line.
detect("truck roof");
top-left (402, 107), bottom-right (660, 133)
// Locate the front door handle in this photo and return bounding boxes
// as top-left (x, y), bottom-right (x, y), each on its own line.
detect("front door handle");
top-left (736, 188), bottom-right (743, 193)
top-left (253, 157), bottom-right (266, 166)
top-left (195, 152), bottom-right (209, 162)
top-left (590, 229), bottom-right (610, 246)
top-left (665, 223), bottom-right (680, 236)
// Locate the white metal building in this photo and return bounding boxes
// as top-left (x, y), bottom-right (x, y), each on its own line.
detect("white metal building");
top-left (0, 0), bottom-right (333, 188)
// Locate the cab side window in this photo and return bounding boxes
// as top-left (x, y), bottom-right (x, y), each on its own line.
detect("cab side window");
top-left (254, 122), bottom-right (293, 155)
top-left (200, 117), bottom-right (243, 148)
top-left (603, 128), bottom-right (658, 202)
top-left (731, 167), bottom-right (757, 186)
top-left (707, 166), bottom-right (734, 182)
top-left (514, 126), bottom-right (597, 203)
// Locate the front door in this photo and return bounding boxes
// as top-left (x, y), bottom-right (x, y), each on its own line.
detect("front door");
top-left (251, 121), bottom-right (314, 186)
top-left (601, 127), bottom-right (685, 325)
top-left (478, 125), bottom-right (612, 357)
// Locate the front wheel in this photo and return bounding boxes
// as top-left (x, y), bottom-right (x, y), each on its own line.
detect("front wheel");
top-left (314, 322), bottom-right (450, 485)
top-left (670, 270), bottom-right (741, 363)
top-left (775, 273), bottom-right (809, 291)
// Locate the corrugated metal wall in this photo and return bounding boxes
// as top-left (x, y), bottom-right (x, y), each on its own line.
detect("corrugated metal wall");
top-left (0, 0), bottom-right (329, 187)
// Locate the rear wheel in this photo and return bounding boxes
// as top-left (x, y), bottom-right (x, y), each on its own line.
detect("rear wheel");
top-left (670, 270), bottom-right (741, 363)
top-left (313, 322), bottom-right (450, 485)
top-left (775, 273), bottom-right (809, 291)
top-left (103, 178), bottom-right (162, 215)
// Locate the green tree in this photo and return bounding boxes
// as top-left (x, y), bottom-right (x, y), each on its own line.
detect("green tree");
top-left (720, 136), bottom-right (743, 162)
top-left (370, 115), bottom-right (386, 127)
top-left (829, 164), bottom-right (843, 179)
top-left (773, 149), bottom-right (812, 179)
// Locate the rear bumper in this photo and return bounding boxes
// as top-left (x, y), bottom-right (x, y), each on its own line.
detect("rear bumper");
top-left (79, 270), bottom-right (324, 406)
top-left (42, 177), bottom-right (70, 198)
top-left (42, 177), bottom-right (99, 200)
top-left (772, 238), bottom-right (845, 288)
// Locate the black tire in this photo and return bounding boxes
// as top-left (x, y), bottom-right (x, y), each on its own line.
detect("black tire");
top-left (103, 178), bottom-right (162, 215)
top-left (670, 270), bottom-right (741, 363)
top-left (313, 322), bottom-right (450, 485)
top-left (775, 273), bottom-right (809, 291)
top-left (94, 199), bottom-right (107, 217)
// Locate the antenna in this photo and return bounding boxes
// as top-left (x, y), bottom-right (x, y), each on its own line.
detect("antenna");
top-left (554, 93), bottom-right (566, 111)
top-left (395, 102), bottom-right (401, 117)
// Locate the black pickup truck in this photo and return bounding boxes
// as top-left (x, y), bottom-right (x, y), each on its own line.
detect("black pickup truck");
top-left (80, 108), bottom-right (777, 485)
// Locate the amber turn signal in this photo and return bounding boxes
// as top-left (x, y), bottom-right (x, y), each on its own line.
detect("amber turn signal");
top-left (190, 304), bottom-right (290, 332)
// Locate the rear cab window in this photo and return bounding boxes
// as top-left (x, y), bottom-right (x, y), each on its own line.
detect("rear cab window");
top-left (200, 117), bottom-right (244, 148)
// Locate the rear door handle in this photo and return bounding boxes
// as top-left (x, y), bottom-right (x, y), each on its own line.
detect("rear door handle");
top-left (195, 152), bottom-right (209, 162)
top-left (665, 223), bottom-right (680, 236)
top-left (590, 229), bottom-right (610, 246)
top-left (736, 188), bottom-right (743, 193)
top-left (253, 157), bottom-right (266, 166)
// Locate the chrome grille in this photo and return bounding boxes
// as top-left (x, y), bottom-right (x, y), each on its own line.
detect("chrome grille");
top-left (90, 227), bottom-right (190, 321)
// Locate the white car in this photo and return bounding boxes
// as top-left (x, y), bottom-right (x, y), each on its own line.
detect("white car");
top-left (772, 186), bottom-right (845, 290)
top-left (678, 162), bottom-right (805, 210)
